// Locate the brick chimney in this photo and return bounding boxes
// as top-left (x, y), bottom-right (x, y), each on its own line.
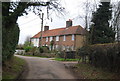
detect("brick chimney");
top-left (66, 19), bottom-right (72, 28)
top-left (44, 26), bottom-right (49, 31)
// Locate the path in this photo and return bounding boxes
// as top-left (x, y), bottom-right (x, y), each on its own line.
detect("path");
top-left (15, 55), bottom-right (77, 79)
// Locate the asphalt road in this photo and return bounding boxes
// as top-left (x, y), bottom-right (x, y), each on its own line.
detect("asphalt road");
top-left (15, 55), bottom-right (76, 79)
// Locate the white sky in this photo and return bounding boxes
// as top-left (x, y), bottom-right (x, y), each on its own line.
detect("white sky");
top-left (17, 0), bottom-right (119, 44)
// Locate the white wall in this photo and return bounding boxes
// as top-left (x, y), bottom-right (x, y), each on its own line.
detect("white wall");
top-left (31, 38), bottom-right (39, 47)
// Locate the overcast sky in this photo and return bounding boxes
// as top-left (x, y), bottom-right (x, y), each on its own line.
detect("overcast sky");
top-left (17, 0), bottom-right (119, 44)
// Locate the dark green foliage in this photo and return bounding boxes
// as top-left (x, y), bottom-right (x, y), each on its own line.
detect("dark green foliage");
top-left (2, 1), bottom-right (64, 63)
top-left (65, 51), bottom-right (76, 59)
top-left (50, 40), bottom-right (54, 51)
top-left (77, 46), bottom-right (90, 63)
top-left (56, 51), bottom-right (65, 58)
top-left (90, 2), bottom-right (115, 44)
top-left (24, 46), bottom-right (32, 52)
top-left (57, 51), bottom-right (76, 59)
top-left (2, 24), bottom-right (20, 62)
top-left (16, 44), bottom-right (24, 50)
top-left (39, 47), bottom-right (44, 53)
top-left (23, 41), bottom-right (33, 52)
top-left (39, 46), bottom-right (49, 53)
top-left (77, 43), bottom-right (120, 72)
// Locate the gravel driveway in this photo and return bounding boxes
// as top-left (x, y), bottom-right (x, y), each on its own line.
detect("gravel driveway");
top-left (15, 55), bottom-right (77, 79)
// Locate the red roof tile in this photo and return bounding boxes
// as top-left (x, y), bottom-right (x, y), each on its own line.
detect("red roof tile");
top-left (31, 25), bottom-right (86, 38)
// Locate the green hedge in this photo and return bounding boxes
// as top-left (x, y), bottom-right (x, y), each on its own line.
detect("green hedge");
top-left (2, 23), bottom-right (19, 63)
top-left (77, 43), bottom-right (120, 72)
top-left (56, 51), bottom-right (76, 59)
top-left (39, 46), bottom-right (49, 53)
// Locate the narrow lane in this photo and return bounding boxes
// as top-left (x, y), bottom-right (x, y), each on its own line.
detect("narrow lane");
top-left (15, 55), bottom-right (76, 79)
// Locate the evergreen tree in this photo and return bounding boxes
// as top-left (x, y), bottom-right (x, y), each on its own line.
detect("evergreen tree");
top-left (89, 1), bottom-right (115, 44)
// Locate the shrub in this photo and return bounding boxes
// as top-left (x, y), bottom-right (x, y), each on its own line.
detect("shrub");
top-left (65, 51), bottom-right (76, 59)
top-left (56, 51), bottom-right (65, 58)
top-left (56, 51), bottom-right (76, 59)
top-left (23, 46), bottom-right (32, 52)
top-left (39, 46), bottom-right (49, 53)
top-left (77, 43), bottom-right (120, 72)
top-left (77, 46), bottom-right (90, 63)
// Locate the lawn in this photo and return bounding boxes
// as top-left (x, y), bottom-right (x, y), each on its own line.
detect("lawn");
top-left (2, 56), bottom-right (26, 80)
top-left (53, 58), bottom-right (79, 61)
top-left (22, 55), bottom-right (48, 58)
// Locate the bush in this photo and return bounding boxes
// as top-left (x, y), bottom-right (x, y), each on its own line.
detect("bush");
top-left (65, 51), bottom-right (76, 59)
top-left (24, 46), bottom-right (32, 52)
top-left (77, 46), bottom-right (90, 63)
top-left (77, 43), bottom-right (120, 72)
top-left (2, 23), bottom-right (20, 63)
top-left (38, 53), bottom-right (56, 58)
top-left (39, 46), bottom-right (49, 53)
top-left (56, 51), bottom-right (65, 58)
top-left (56, 51), bottom-right (76, 59)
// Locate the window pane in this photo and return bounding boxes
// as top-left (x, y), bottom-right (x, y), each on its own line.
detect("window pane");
top-left (46, 37), bottom-right (48, 42)
top-left (72, 35), bottom-right (74, 41)
top-left (63, 35), bottom-right (66, 41)
top-left (56, 36), bottom-right (59, 41)
top-left (50, 36), bottom-right (53, 41)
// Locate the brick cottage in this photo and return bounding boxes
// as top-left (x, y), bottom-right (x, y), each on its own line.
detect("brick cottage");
top-left (31, 20), bottom-right (87, 51)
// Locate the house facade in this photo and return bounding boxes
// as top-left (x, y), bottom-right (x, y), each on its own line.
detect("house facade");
top-left (31, 20), bottom-right (86, 51)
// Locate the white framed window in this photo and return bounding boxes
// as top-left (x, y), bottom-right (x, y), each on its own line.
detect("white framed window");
top-left (63, 35), bottom-right (66, 41)
top-left (56, 36), bottom-right (59, 41)
top-left (50, 36), bottom-right (53, 41)
top-left (72, 34), bottom-right (75, 41)
top-left (46, 37), bottom-right (48, 42)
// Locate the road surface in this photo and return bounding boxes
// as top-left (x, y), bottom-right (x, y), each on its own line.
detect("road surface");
top-left (15, 55), bottom-right (77, 79)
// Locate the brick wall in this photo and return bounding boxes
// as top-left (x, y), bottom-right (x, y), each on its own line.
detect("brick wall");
top-left (75, 35), bottom-right (85, 50)
top-left (40, 34), bottom-right (85, 51)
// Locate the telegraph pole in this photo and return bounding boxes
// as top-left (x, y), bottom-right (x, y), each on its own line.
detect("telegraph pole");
top-left (39, 13), bottom-right (44, 47)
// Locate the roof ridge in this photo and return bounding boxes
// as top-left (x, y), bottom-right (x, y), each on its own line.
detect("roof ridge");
top-left (48, 27), bottom-right (65, 31)
top-left (31, 25), bottom-right (86, 38)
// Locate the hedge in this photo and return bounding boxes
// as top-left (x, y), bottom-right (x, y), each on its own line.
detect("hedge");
top-left (2, 23), bottom-right (19, 63)
top-left (77, 43), bottom-right (120, 72)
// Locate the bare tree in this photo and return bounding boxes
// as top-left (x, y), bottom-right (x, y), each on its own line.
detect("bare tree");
top-left (80, 0), bottom-right (99, 45)
top-left (112, 1), bottom-right (120, 42)
top-left (25, 35), bottom-right (31, 42)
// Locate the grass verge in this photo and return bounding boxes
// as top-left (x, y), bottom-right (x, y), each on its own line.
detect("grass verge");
top-left (21, 55), bottom-right (48, 58)
top-left (53, 58), bottom-right (79, 61)
top-left (2, 56), bottom-right (26, 80)
top-left (73, 63), bottom-right (120, 79)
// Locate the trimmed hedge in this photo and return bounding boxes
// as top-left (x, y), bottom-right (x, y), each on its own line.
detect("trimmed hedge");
top-left (77, 43), bottom-right (120, 72)
top-left (57, 51), bottom-right (76, 59)
top-left (2, 23), bottom-right (19, 62)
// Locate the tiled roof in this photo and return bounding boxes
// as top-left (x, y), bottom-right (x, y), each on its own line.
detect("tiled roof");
top-left (31, 25), bottom-right (86, 38)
